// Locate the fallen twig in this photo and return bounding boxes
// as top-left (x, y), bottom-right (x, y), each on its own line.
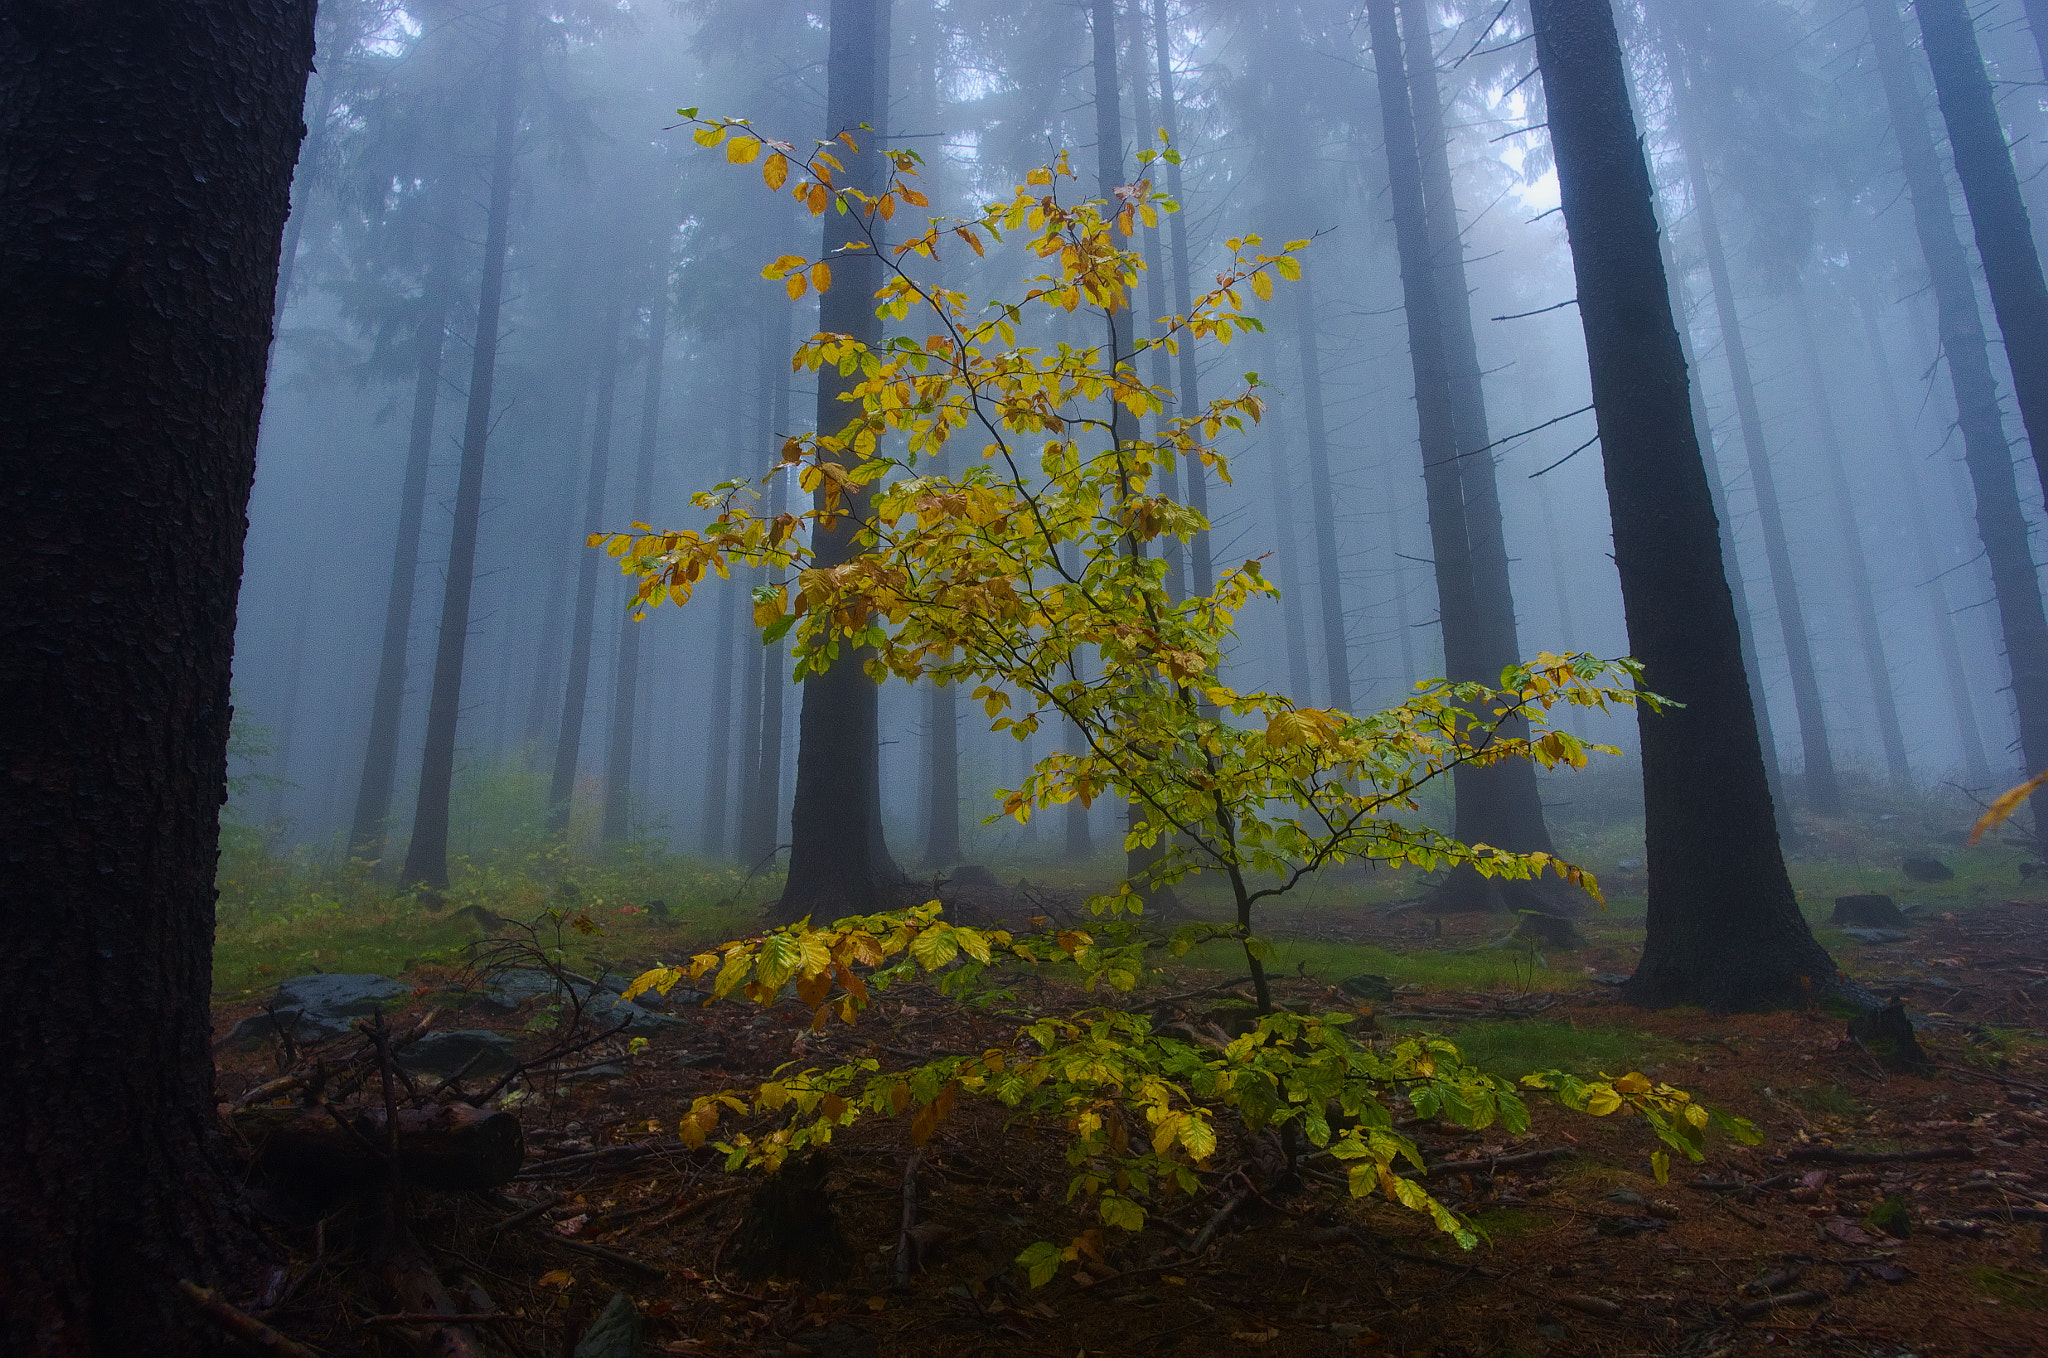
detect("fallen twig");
top-left (178, 1280), bottom-right (322, 1358)
top-left (1733, 1289), bottom-right (1828, 1320)
top-left (546, 1236), bottom-right (666, 1278)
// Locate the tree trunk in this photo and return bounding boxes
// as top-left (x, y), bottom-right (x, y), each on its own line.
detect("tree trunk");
top-left (1527, 0), bottom-right (1837, 1010)
top-left (1126, 3), bottom-right (1186, 601)
top-left (602, 256), bottom-right (671, 843)
top-left (238, 1103), bottom-right (524, 1194)
top-left (778, 0), bottom-right (904, 922)
top-left (701, 575), bottom-right (739, 857)
top-left (737, 321), bottom-right (774, 863)
top-left (1266, 409), bottom-right (1316, 701)
top-left (1865, 0), bottom-right (2048, 817)
top-left (1673, 113), bottom-right (1841, 815)
top-left (1915, 0), bottom-right (2048, 507)
top-left (1291, 277), bottom-right (1355, 712)
top-left (2027, 0), bottom-right (2048, 87)
top-left (402, 2), bottom-right (525, 891)
top-left (0, 2), bottom-right (316, 1349)
top-left (1856, 285), bottom-right (1992, 784)
top-left (546, 276), bottom-right (628, 835)
top-left (742, 302), bottom-right (796, 867)
top-left (1398, 0), bottom-right (1570, 907)
top-left (1153, 0), bottom-right (1212, 595)
top-left (1792, 291), bottom-right (1911, 786)
top-left (352, 224), bottom-right (456, 860)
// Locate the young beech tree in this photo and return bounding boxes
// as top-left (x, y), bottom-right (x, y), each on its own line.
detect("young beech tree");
top-left (591, 117), bottom-right (1756, 1277)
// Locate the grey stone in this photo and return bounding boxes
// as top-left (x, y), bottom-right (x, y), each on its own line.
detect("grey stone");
top-left (1832, 894), bottom-right (1908, 927)
top-left (397, 1030), bottom-right (519, 1082)
top-left (228, 973), bottom-right (409, 1047)
top-left (1901, 856), bottom-right (1954, 883)
top-left (1841, 927), bottom-right (1910, 945)
top-left (561, 1063), bottom-right (628, 1084)
top-left (584, 991), bottom-right (686, 1036)
top-left (573, 1291), bottom-right (643, 1358)
top-left (1339, 974), bottom-right (1396, 1003)
top-left (1588, 971), bottom-right (1631, 987)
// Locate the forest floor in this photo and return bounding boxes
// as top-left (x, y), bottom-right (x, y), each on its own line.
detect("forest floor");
top-left (211, 875), bottom-right (2048, 1358)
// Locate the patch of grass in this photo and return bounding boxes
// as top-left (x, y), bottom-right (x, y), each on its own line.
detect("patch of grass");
top-left (1784, 1084), bottom-right (1863, 1119)
top-left (1170, 940), bottom-right (1578, 994)
top-left (1969, 1266), bottom-right (2048, 1310)
top-left (1416, 1020), bottom-right (1673, 1079)
top-left (1467, 1207), bottom-right (1545, 1240)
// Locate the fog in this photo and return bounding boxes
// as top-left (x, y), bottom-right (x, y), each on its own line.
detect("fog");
top-left (234, 0), bottom-right (2046, 874)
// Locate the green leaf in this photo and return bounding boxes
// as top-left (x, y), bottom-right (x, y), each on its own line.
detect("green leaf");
top-left (1016, 1241), bottom-right (1063, 1288)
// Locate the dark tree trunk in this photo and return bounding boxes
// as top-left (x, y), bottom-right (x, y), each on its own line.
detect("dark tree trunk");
top-left (742, 303), bottom-right (796, 867)
top-left (351, 229), bottom-right (456, 859)
top-left (737, 323), bottom-right (774, 862)
top-left (1126, 5), bottom-right (1186, 601)
top-left (1266, 410), bottom-right (1316, 701)
top-left (602, 258), bottom-right (670, 844)
top-left (402, 2), bottom-right (525, 891)
top-left (1915, 0), bottom-right (2048, 507)
top-left (1527, 0), bottom-right (1837, 1010)
top-left (1671, 84), bottom-right (1842, 815)
top-left (0, 2), bottom-right (315, 1350)
top-left (1856, 286), bottom-right (1992, 784)
top-left (1397, 0), bottom-right (1570, 909)
top-left (547, 277), bottom-right (629, 835)
top-left (778, 0), bottom-right (904, 922)
top-left (1153, 0), bottom-right (1212, 595)
top-left (1792, 292), bottom-right (1911, 786)
top-left (1865, 0), bottom-right (2048, 815)
top-left (1291, 277), bottom-right (1355, 712)
top-left (702, 576), bottom-right (739, 857)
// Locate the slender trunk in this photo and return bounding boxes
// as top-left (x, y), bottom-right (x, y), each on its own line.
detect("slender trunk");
top-left (1153, 0), bottom-right (1211, 594)
top-left (742, 302), bottom-right (796, 866)
top-left (402, 2), bottom-right (525, 891)
top-left (349, 231), bottom-right (456, 858)
top-left (602, 257), bottom-right (671, 843)
top-left (521, 484), bottom-right (575, 746)
top-left (1915, 0), bottom-right (2048, 507)
top-left (736, 322), bottom-right (773, 861)
top-left (1792, 291), bottom-right (1911, 786)
top-left (2027, 0), bottom-right (2048, 86)
top-left (0, 2), bottom-right (315, 1347)
top-left (701, 578), bottom-right (738, 856)
top-left (1866, 0), bottom-right (2048, 817)
top-left (1856, 287), bottom-right (1992, 784)
top-left (1127, 3), bottom-right (1186, 601)
top-left (1399, 0), bottom-right (1565, 889)
top-left (1527, 0), bottom-right (1836, 1011)
top-left (1384, 454), bottom-right (1421, 688)
top-left (1675, 105), bottom-right (1842, 814)
top-left (1291, 277), bottom-right (1355, 711)
top-left (1267, 409), bottom-right (1315, 701)
top-left (546, 277), bottom-right (628, 834)
top-left (779, 0), bottom-right (903, 921)
top-left (265, 612), bottom-right (308, 825)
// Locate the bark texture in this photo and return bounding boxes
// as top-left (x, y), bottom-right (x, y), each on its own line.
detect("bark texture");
top-left (1528, 0), bottom-right (1837, 1009)
top-left (0, 1), bottom-right (316, 1349)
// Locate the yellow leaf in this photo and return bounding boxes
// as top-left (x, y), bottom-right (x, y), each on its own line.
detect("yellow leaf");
top-left (1613, 1071), bottom-right (1652, 1095)
top-left (727, 134), bottom-right (762, 164)
top-left (1969, 768), bottom-right (2048, 844)
top-left (786, 274), bottom-right (807, 301)
top-left (761, 253), bottom-right (807, 280)
top-left (537, 1269), bottom-right (575, 1290)
top-left (1583, 1085), bottom-right (1623, 1116)
top-left (807, 183), bottom-right (830, 214)
top-left (1251, 271), bottom-right (1273, 302)
top-left (763, 151), bottom-right (788, 190)
top-left (811, 261), bottom-right (833, 294)
top-left (1651, 1150), bottom-right (1670, 1185)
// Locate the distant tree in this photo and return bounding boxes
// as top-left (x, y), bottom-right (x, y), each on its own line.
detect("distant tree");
top-left (403, 0), bottom-right (528, 891)
top-left (0, 0), bottom-right (315, 1348)
top-left (1526, 0), bottom-right (1840, 1009)
top-left (1914, 0), bottom-right (2048, 508)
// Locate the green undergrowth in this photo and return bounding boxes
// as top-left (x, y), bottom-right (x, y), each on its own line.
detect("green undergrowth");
top-left (1968, 1265), bottom-right (2048, 1310)
top-left (1400, 1020), bottom-right (1676, 1080)
top-left (1167, 939), bottom-right (1578, 994)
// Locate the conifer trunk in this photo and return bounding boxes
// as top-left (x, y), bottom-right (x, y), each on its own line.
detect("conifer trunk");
top-left (778, 0), bottom-right (903, 920)
top-left (702, 578), bottom-right (738, 856)
top-left (547, 278), bottom-right (627, 835)
top-left (402, 1), bottom-right (525, 890)
top-left (1865, 0), bottom-right (2048, 816)
top-left (1793, 293), bottom-right (1911, 786)
top-left (1914, 0), bottom-right (2048, 507)
top-left (349, 230), bottom-right (455, 858)
top-left (1675, 116), bottom-right (1841, 814)
top-left (1527, 0), bottom-right (1837, 1010)
top-left (1856, 288), bottom-right (1992, 784)
top-left (742, 303), bottom-right (796, 866)
top-left (0, 2), bottom-right (315, 1346)
top-left (1153, 0), bottom-right (1212, 594)
top-left (602, 259), bottom-right (670, 843)
top-left (1267, 410), bottom-right (1316, 701)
